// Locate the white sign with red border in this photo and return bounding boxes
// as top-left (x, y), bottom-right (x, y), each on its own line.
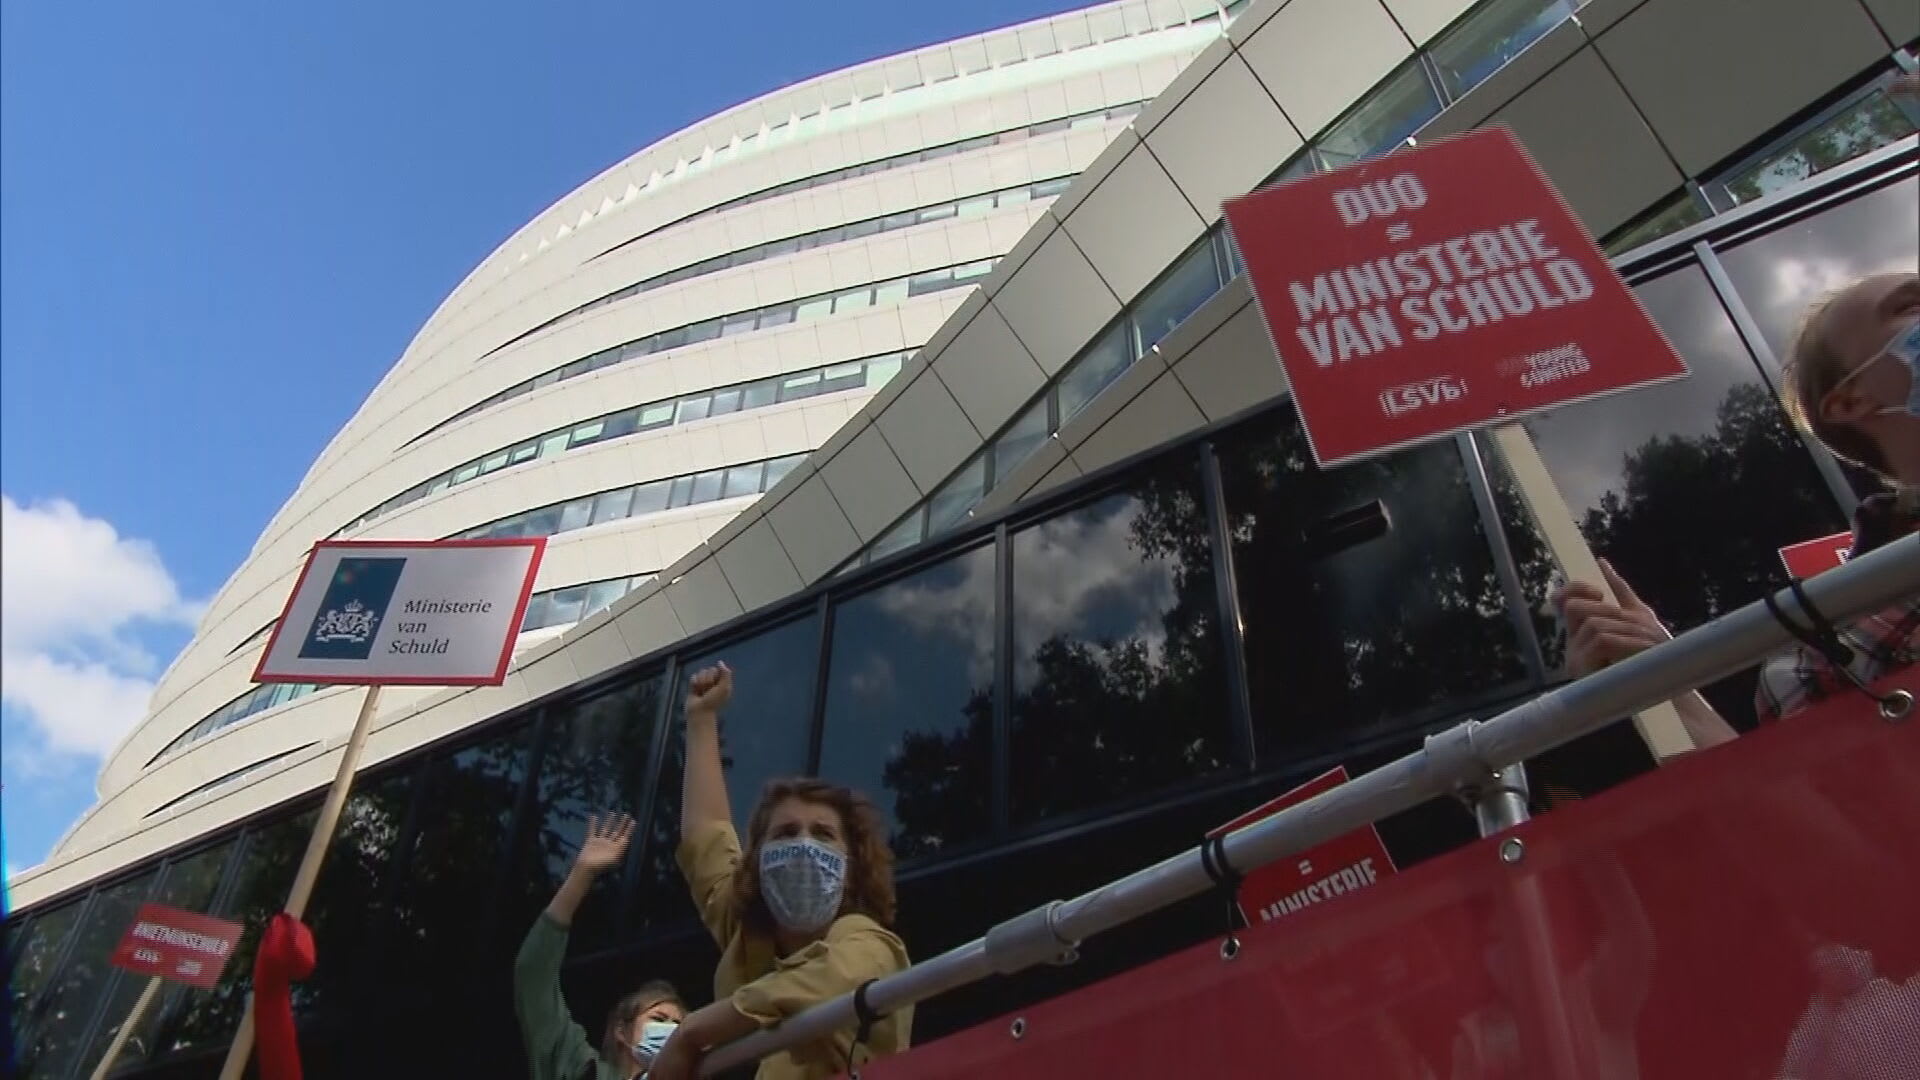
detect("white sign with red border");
top-left (1223, 125), bottom-right (1689, 467)
top-left (253, 538), bottom-right (544, 686)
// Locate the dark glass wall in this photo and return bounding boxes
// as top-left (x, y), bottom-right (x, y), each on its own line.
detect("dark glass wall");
top-left (7, 134), bottom-right (1908, 1080)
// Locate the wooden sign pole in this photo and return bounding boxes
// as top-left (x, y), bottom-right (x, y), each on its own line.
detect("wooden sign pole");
top-left (86, 975), bottom-right (164, 1080)
top-left (1488, 423), bottom-right (1697, 762)
top-left (215, 684), bottom-right (384, 1080)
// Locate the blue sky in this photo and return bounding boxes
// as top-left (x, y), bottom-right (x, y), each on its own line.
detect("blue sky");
top-left (0, 0), bottom-right (1076, 881)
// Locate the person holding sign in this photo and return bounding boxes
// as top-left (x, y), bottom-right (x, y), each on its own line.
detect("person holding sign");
top-left (1559, 271), bottom-right (1919, 730)
top-left (514, 812), bottom-right (688, 1080)
top-left (648, 662), bottom-right (912, 1080)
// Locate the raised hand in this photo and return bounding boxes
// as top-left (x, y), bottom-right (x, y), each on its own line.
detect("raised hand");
top-left (575, 812), bottom-right (635, 875)
top-left (1553, 560), bottom-right (1670, 677)
top-left (685, 661), bottom-right (734, 717)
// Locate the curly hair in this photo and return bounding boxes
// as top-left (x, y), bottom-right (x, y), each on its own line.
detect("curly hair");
top-left (598, 979), bottom-right (684, 1064)
top-left (731, 777), bottom-right (897, 936)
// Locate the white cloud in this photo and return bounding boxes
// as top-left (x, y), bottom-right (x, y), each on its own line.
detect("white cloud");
top-left (1, 495), bottom-right (204, 760)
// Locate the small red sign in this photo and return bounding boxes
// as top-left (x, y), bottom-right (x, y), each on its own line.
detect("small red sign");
top-left (1223, 126), bottom-right (1688, 467)
top-left (1208, 767), bottom-right (1397, 926)
top-left (1779, 531), bottom-right (1854, 579)
top-left (110, 904), bottom-right (245, 989)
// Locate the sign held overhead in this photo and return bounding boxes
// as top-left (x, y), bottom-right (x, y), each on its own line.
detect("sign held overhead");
top-left (110, 904), bottom-right (245, 990)
top-left (1224, 126), bottom-right (1688, 467)
top-left (253, 538), bottom-right (544, 686)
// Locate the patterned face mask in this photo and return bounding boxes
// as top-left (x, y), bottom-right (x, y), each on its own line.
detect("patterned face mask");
top-left (632, 1020), bottom-right (677, 1062)
top-left (757, 837), bottom-right (848, 933)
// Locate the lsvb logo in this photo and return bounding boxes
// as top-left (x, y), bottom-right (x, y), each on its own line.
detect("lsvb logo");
top-left (299, 557), bottom-right (406, 660)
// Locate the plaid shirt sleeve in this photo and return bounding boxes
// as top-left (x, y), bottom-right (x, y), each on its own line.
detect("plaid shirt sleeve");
top-left (1753, 598), bottom-right (1920, 723)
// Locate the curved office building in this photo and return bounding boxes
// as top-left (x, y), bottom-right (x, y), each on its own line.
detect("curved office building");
top-left (10, 1), bottom-right (1917, 1077)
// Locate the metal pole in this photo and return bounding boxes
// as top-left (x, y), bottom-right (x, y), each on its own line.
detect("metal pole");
top-left (86, 975), bottom-right (164, 1080)
top-left (696, 537), bottom-right (1919, 1076)
top-left (217, 684), bottom-right (384, 1080)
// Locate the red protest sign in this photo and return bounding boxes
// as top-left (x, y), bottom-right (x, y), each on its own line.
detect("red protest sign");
top-left (1208, 767), bottom-right (1397, 926)
top-left (1779, 531), bottom-right (1854, 579)
top-left (110, 904), bottom-right (244, 989)
top-left (1224, 126), bottom-right (1688, 467)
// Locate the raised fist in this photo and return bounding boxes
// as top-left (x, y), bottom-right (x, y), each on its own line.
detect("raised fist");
top-left (686, 661), bottom-right (734, 717)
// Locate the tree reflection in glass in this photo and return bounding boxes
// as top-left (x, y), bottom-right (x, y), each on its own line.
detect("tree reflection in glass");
top-left (1217, 406), bottom-right (1528, 761)
top-left (1008, 457), bottom-right (1235, 824)
top-left (821, 544), bottom-right (996, 860)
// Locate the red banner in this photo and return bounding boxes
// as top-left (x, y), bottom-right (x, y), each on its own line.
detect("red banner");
top-left (110, 904), bottom-right (244, 989)
top-left (1779, 531), bottom-right (1854, 579)
top-left (1223, 127), bottom-right (1687, 467)
top-left (1208, 766), bottom-right (1397, 926)
top-left (866, 686), bottom-right (1920, 1079)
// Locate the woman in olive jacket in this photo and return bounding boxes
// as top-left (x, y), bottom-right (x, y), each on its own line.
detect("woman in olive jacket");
top-left (515, 812), bottom-right (686, 1080)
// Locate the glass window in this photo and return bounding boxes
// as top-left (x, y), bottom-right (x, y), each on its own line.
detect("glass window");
top-left (1717, 92), bottom-right (1916, 207)
top-left (291, 771), bottom-right (413, 1022)
top-left (571, 420), bottom-right (607, 447)
top-left (1058, 324), bottom-right (1133, 423)
top-left (723, 462), bottom-right (765, 499)
top-left (834, 287), bottom-right (874, 313)
top-left (522, 506), bottom-right (562, 538)
top-left (993, 398), bottom-right (1051, 483)
top-left (927, 453), bottom-right (986, 535)
top-left (820, 545), bottom-right (997, 859)
top-left (163, 807), bottom-right (319, 1057)
top-left (796, 296), bottom-right (836, 322)
top-left (630, 480), bottom-right (671, 514)
top-left (678, 395), bottom-right (713, 423)
top-left (601, 409), bottom-right (640, 441)
top-left (710, 387), bottom-right (743, 416)
top-left (723, 312), bottom-right (760, 336)
top-left (592, 487), bottom-right (634, 525)
top-left (385, 728), bottom-right (531, 986)
top-left (691, 469), bottom-right (725, 504)
top-left (1133, 241), bottom-right (1222, 352)
top-left (654, 327), bottom-right (689, 352)
top-left (547, 585), bottom-right (589, 626)
top-left (763, 455), bottom-right (804, 489)
top-left (1429, 0), bottom-right (1575, 100)
top-left (758, 304), bottom-right (795, 330)
top-left (1523, 263), bottom-right (1850, 728)
top-left (558, 498), bottom-right (595, 533)
top-left (521, 591), bottom-right (553, 631)
top-left (668, 475), bottom-right (695, 508)
top-left (821, 361), bottom-right (866, 393)
top-left (871, 510), bottom-right (925, 561)
top-left (908, 269), bottom-right (953, 296)
top-left (1008, 458), bottom-right (1236, 824)
top-left (1315, 61), bottom-right (1442, 169)
top-left (866, 354), bottom-right (905, 388)
top-left (540, 433), bottom-right (570, 458)
top-left (1219, 406), bottom-right (1530, 759)
top-left (743, 380), bottom-right (778, 409)
top-left (640, 402), bottom-right (676, 428)
top-left (780, 370), bottom-right (825, 402)
top-left (953, 260), bottom-right (994, 283)
top-left (873, 278), bottom-right (910, 305)
top-left (585, 578), bottom-right (628, 616)
top-left (505, 678), bottom-right (664, 948)
top-left (638, 618), bottom-right (822, 926)
top-left (480, 451), bottom-right (511, 474)
top-left (16, 870), bottom-right (159, 1077)
top-left (686, 319), bottom-right (722, 345)
top-left (999, 186), bottom-right (1032, 208)
top-left (8, 900), bottom-right (86, 1061)
top-left (453, 463), bottom-right (481, 485)
top-left (509, 442), bottom-right (539, 465)
top-left (917, 202), bottom-right (959, 224)
top-left (1603, 188), bottom-right (1708, 255)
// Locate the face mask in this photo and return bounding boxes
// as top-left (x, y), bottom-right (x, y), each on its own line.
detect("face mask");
top-left (757, 837), bottom-right (847, 933)
top-left (1833, 319), bottom-right (1920, 418)
top-left (631, 1020), bottom-right (677, 1062)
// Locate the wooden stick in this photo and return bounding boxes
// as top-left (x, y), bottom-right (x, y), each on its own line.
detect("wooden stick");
top-left (87, 975), bottom-right (164, 1080)
top-left (1488, 423), bottom-right (1696, 762)
top-left (216, 684), bottom-right (385, 1080)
